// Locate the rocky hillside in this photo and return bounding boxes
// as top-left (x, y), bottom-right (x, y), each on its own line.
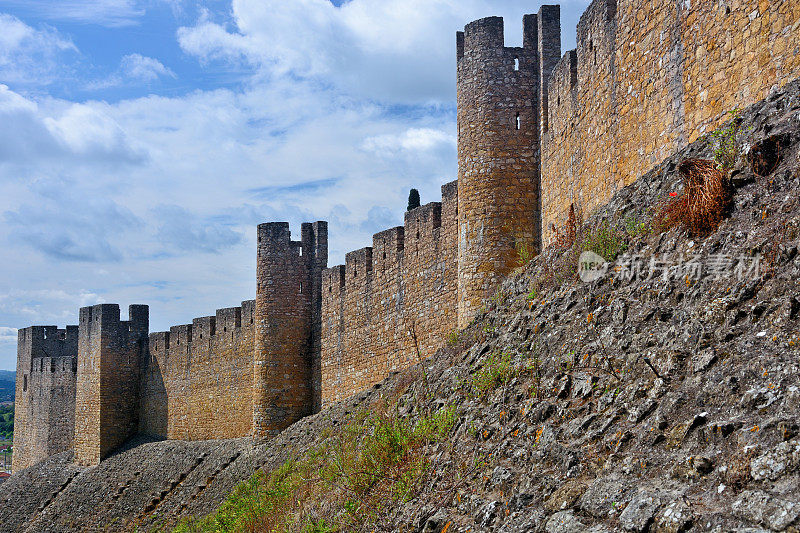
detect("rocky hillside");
top-left (2, 80), bottom-right (800, 533)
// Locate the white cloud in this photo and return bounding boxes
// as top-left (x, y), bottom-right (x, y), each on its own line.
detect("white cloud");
top-left (362, 128), bottom-right (455, 155)
top-left (0, 327), bottom-right (17, 344)
top-left (0, 1), bottom-right (145, 27)
top-left (121, 54), bottom-right (176, 82)
top-left (0, 13), bottom-right (77, 85)
top-left (0, 85), bottom-right (146, 164)
top-left (85, 54), bottom-right (176, 90)
top-left (177, 0), bottom-right (591, 104)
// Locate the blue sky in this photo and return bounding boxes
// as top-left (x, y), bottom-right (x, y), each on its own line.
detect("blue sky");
top-left (0, 0), bottom-right (589, 370)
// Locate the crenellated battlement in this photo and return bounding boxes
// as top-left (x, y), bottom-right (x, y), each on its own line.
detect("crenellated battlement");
top-left (148, 301), bottom-right (255, 353)
top-left (320, 183), bottom-right (458, 405)
top-left (372, 227), bottom-right (404, 275)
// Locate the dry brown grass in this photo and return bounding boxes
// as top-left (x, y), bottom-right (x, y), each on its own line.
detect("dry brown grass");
top-left (654, 159), bottom-right (733, 236)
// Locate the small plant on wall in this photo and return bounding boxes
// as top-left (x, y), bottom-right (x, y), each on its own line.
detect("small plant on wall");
top-left (709, 108), bottom-right (743, 171)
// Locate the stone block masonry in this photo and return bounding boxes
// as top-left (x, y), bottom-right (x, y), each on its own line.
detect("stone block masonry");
top-left (12, 0), bottom-right (800, 471)
top-left (320, 181), bottom-right (458, 406)
top-left (139, 301), bottom-right (256, 441)
top-left (12, 326), bottom-right (77, 473)
top-left (253, 222), bottom-right (327, 438)
top-left (541, 0), bottom-right (800, 245)
top-left (456, 6), bottom-right (561, 329)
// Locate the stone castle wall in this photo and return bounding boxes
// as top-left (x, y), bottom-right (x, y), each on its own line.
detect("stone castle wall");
top-left (12, 326), bottom-right (77, 473)
top-left (13, 0), bottom-right (800, 472)
top-left (320, 182), bottom-right (458, 406)
top-left (139, 301), bottom-right (256, 441)
top-left (542, 0), bottom-right (800, 244)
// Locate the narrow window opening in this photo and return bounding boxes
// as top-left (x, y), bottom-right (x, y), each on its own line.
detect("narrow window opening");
top-left (416, 230), bottom-right (420, 239)
top-left (516, 113), bottom-right (521, 130)
top-left (23, 375), bottom-right (28, 392)
top-left (725, 5), bottom-right (731, 14)
top-left (514, 57), bottom-right (519, 71)
top-left (383, 251), bottom-right (387, 260)
top-left (250, 318), bottom-right (253, 324)
top-left (224, 326), bottom-right (227, 332)
top-left (299, 282), bottom-right (304, 294)
top-left (199, 333), bottom-right (203, 339)
top-left (329, 286), bottom-right (332, 293)
top-left (258, 236), bottom-right (262, 243)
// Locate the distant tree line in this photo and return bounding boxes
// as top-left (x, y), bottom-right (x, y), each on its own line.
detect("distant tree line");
top-left (0, 404), bottom-right (13, 440)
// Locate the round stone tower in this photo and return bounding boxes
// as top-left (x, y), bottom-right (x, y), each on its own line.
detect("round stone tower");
top-left (456, 15), bottom-right (543, 328)
top-left (253, 222), bottom-right (318, 438)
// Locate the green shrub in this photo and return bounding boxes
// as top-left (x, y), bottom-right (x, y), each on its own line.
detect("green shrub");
top-left (709, 108), bottom-right (743, 171)
top-left (471, 351), bottom-right (516, 399)
top-left (580, 220), bottom-right (628, 262)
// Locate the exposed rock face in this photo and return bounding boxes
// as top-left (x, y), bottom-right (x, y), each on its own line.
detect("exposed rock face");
top-left (3, 80), bottom-right (800, 533)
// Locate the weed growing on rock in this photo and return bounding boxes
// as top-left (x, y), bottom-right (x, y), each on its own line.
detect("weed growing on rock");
top-left (709, 108), bottom-right (743, 171)
top-left (174, 403), bottom-right (459, 533)
top-left (581, 220), bottom-right (629, 262)
top-left (471, 351), bottom-right (516, 400)
top-left (654, 159), bottom-right (733, 236)
top-left (514, 239), bottom-right (536, 268)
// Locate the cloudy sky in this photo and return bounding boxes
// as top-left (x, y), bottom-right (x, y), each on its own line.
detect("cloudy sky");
top-left (0, 0), bottom-right (589, 370)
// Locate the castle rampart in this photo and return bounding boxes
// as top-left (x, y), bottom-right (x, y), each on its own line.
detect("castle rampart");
top-left (12, 0), bottom-right (800, 472)
top-left (139, 300), bottom-right (256, 441)
top-left (541, 0), bottom-right (800, 244)
top-left (320, 181), bottom-right (457, 406)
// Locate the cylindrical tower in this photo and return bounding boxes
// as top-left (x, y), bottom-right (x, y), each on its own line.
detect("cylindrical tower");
top-left (456, 15), bottom-right (542, 328)
top-left (253, 222), bottom-right (320, 438)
